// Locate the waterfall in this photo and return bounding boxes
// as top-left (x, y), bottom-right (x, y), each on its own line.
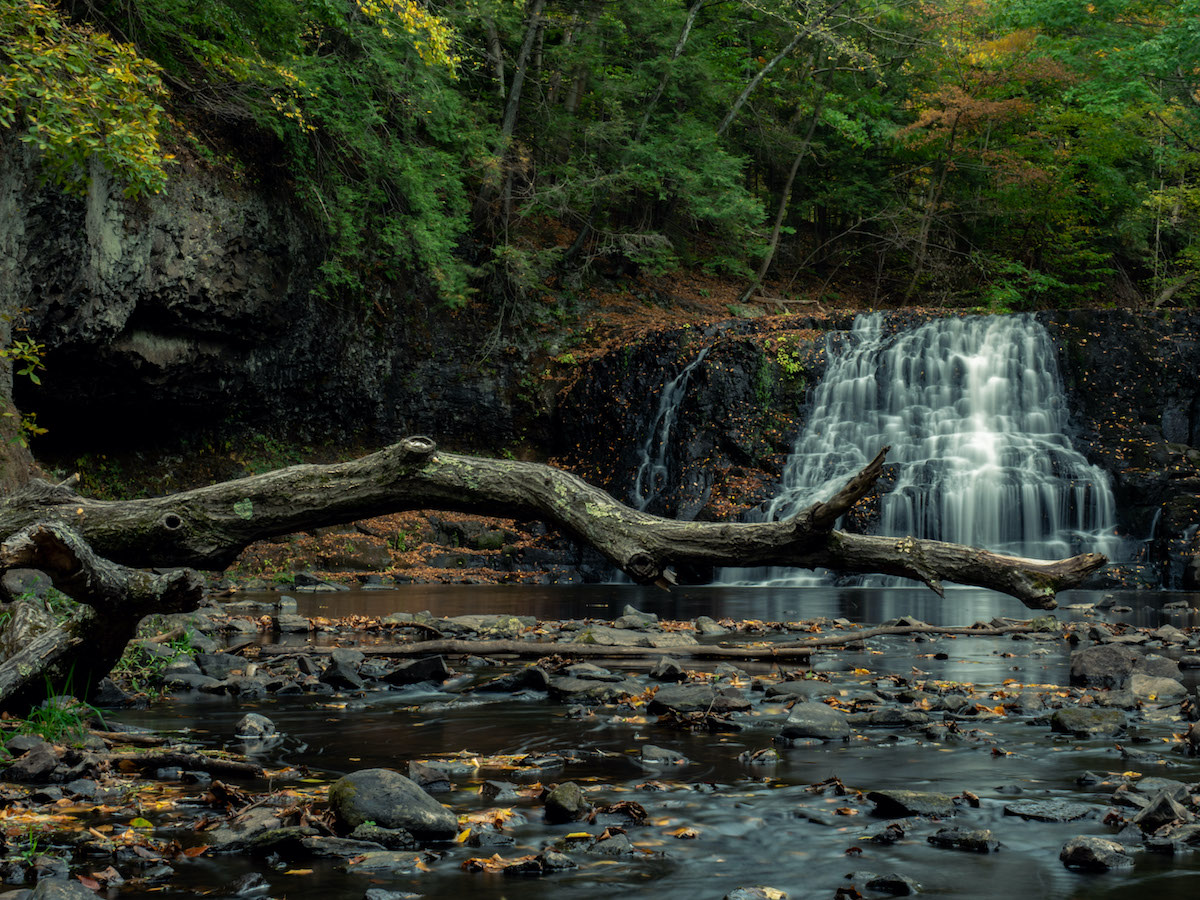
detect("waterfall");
top-left (740, 314), bottom-right (1119, 584)
top-left (630, 348), bottom-right (709, 513)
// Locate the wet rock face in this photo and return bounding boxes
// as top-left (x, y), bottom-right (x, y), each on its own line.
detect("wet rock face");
top-left (1042, 309), bottom-right (1200, 587)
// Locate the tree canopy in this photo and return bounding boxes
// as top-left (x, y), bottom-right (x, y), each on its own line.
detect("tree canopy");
top-left (3, 0), bottom-right (1197, 310)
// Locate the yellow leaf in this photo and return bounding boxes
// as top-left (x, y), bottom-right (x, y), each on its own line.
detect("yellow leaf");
top-left (455, 828), bottom-right (471, 843)
top-left (129, 818), bottom-right (153, 829)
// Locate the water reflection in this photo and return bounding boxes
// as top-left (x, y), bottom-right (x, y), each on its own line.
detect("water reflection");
top-left (249, 584), bottom-right (1200, 630)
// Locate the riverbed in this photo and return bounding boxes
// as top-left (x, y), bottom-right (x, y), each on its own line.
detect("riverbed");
top-left (106, 585), bottom-right (1200, 900)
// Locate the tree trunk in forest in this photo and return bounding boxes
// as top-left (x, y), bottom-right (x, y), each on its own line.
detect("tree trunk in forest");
top-left (0, 437), bottom-right (1106, 609)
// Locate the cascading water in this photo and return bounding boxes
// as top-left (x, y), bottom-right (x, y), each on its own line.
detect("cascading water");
top-left (630, 348), bottom-right (709, 513)
top-left (738, 314), bottom-right (1119, 585)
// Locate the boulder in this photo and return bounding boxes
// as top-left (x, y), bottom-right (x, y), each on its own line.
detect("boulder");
top-left (1059, 836), bottom-right (1133, 870)
top-left (545, 781), bottom-right (589, 824)
top-left (1069, 644), bottom-right (1140, 689)
top-left (1050, 707), bottom-right (1126, 737)
top-left (648, 683), bottom-right (750, 715)
top-left (328, 769), bottom-right (457, 839)
top-left (778, 702), bottom-right (850, 742)
top-left (867, 790), bottom-right (956, 818)
top-left (1128, 673), bottom-right (1188, 703)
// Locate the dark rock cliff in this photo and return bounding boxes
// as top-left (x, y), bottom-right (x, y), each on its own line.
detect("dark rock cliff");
top-left (0, 147), bottom-right (526, 456)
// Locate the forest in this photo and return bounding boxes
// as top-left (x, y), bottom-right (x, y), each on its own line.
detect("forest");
top-left (3, 0), bottom-right (1198, 319)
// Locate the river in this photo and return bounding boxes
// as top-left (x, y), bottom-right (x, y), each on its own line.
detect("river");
top-left (106, 584), bottom-right (1200, 900)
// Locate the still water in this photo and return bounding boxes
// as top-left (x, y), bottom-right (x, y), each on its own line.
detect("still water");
top-left (116, 586), bottom-right (1200, 900)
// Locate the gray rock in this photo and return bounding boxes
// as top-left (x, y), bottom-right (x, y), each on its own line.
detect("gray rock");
top-left (349, 823), bottom-right (417, 849)
top-left (695, 616), bottom-right (729, 636)
top-left (1, 568), bottom-right (51, 602)
top-left (565, 663), bottom-right (623, 682)
top-left (927, 827), bottom-right (999, 852)
top-left (538, 849), bottom-right (576, 871)
top-left (235, 713), bottom-right (276, 738)
top-left (865, 873), bottom-right (921, 896)
top-left (615, 605), bottom-right (659, 630)
top-left (1003, 799), bottom-right (1094, 822)
top-left (4, 745), bottom-right (61, 783)
top-left (765, 680), bottom-right (837, 701)
top-left (195, 653), bottom-right (244, 680)
top-left (867, 789), bottom-right (956, 818)
top-left (856, 708), bottom-right (930, 729)
top-left (724, 889), bottom-right (789, 900)
top-left (407, 761), bottom-right (451, 793)
top-left (1129, 673), bottom-right (1188, 703)
top-left (1130, 790), bottom-right (1193, 832)
top-left (273, 614), bottom-right (311, 633)
top-left (649, 658), bottom-right (686, 682)
top-left (1069, 644), bottom-right (1140, 688)
top-left (207, 806), bottom-right (283, 850)
top-left (647, 632), bottom-right (700, 648)
top-left (1060, 835), bottom-right (1133, 870)
top-left (545, 781), bottom-right (589, 824)
top-left (475, 665), bottom-right (548, 692)
top-left (328, 769), bottom-right (457, 839)
top-left (570, 625), bottom-right (650, 647)
top-left (341, 851), bottom-right (421, 875)
top-left (1050, 707), bottom-right (1126, 737)
top-left (641, 744), bottom-right (691, 766)
top-left (648, 683), bottom-right (750, 714)
top-left (385, 655), bottom-right (451, 685)
top-left (779, 702), bottom-right (850, 742)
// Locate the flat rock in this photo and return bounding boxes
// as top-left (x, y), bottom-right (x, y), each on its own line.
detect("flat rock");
top-left (648, 683), bottom-right (750, 715)
top-left (1060, 836), bottom-right (1133, 870)
top-left (570, 626), bottom-right (650, 647)
top-left (927, 827), bottom-right (999, 852)
top-left (778, 702), bottom-right (850, 742)
top-left (641, 744), bottom-right (691, 766)
top-left (1129, 673), bottom-right (1188, 703)
top-left (342, 851), bottom-right (421, 876)
top-left (1050, 707), bottom-right (1126, 737)
top-left (647, 632), bottom-right (700, 648)
top-left (385, 656), bottom-right (451, 686)
top-left (867, 789), bottom-right (955, 818)
top-left (328, 769), bottom-right (457, 839)
top-left (724, 889), bottom-right (788, 900)
top-left (1003, 799), bottom-right (1093, 822)
top-left (765, 681), bottom-right (838, 701)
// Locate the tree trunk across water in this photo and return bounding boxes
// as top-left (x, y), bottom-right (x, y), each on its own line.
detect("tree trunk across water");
top-left (0, 436), bottom-right (1106, 610)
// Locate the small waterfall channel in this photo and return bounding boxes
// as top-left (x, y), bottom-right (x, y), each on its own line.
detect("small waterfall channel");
top-left (735, 314), bottom-right (1120, 584)
top-left (629, 347), bottom-right (709, 513)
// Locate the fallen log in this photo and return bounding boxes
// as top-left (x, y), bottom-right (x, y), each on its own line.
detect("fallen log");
top-left (0, 437), bottom-right (1105, 609)
top-left (253, 621), bottom-right (1054, 662)
top-left (0, 523), bottom-right (203, 710)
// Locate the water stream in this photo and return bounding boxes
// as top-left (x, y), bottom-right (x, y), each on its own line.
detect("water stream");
top-left (631, 348), bottom-right (709, 513)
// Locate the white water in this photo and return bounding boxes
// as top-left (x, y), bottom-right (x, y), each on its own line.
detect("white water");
top-left (736, 314), bottom-right (1119, 584)
top-left (630, 348), bottom-right (709, 512)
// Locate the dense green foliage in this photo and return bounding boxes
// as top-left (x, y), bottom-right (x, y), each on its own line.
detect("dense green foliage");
top-left (2, 0), bottom-right (1197, 308)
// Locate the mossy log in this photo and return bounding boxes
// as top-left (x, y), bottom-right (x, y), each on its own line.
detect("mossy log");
top-left (0, 437), bottom-right (1105, 611)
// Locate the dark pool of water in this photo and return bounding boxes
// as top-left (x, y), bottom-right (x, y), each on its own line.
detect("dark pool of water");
top-left (111, 586), bottom-right (1200, 899)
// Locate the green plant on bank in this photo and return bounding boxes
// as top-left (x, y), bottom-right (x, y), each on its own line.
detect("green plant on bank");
top-left (110, 626), bottom-right (196, 697)
top-left (17, 675), bottom-right (102, 745)
top-left (14, 824), bottom-right (43, 863)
